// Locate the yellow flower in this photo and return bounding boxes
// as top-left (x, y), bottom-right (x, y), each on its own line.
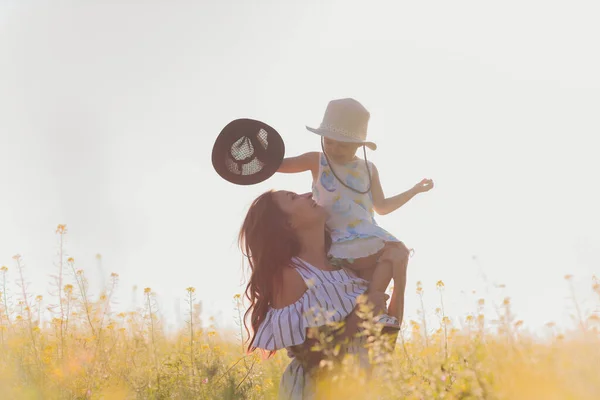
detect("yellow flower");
top-left (564, 274), bottom-right (573, 281)
top-left (144, 288), bottom-right (151, 294)
top-left (436, 280), bottom-right (445, 289)
top-left (0, 266), bottom-right (7, 272)
top-left (478, 299), bottom-right (485, 306)
top-left (233, 293), bottom-right (241, 300)
top-left (416, 281), bottom-right (423, 294)
top-left (503, 297), bottom-right (511, 306)
top-left (56, 224), bottom-right (67, 234)
top-left (186, 287), bottom-right (196, 294)
top-left (67, 257), bottom-right (74, 263)
top-left (515, 320), bottom-right (524, 328)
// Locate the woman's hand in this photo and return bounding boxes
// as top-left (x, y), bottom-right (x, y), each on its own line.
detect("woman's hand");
top-left (366, 290), bottom-right (388, 313)
top-left (413, 178), bottom-right (434, 194)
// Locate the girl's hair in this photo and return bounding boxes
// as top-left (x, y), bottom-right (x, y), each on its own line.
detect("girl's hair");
top-left (239, 190), bottom-right (331, 353)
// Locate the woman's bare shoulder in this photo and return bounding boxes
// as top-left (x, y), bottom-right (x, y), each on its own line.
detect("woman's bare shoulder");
top-left (271, 266), bottom-right (308, 309)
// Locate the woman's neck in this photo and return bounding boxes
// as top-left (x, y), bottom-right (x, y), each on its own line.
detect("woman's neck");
top-left (296, 226), bottom-right (329, 269)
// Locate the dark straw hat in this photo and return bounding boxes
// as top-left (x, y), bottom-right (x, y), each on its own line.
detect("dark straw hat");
top-left (212, 119), bottom-right (285, 185)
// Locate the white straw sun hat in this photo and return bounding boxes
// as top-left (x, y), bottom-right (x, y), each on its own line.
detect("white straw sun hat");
top-left (306, 98), bottom-right (377, 150)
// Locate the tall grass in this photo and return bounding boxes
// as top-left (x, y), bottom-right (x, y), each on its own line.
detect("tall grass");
top-left (0, 225), bottom-right (598, 399)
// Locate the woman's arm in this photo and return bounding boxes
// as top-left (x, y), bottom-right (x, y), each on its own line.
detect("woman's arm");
top-left (331, 291), bottom-right (387, 342)
top-left (289, 291), bottom-right (387, 370)
top-left (370, 164), bottom-right (433, 216)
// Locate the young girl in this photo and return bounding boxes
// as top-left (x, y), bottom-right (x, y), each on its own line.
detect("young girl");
top-left (277, 98), bottom-right (434, 328)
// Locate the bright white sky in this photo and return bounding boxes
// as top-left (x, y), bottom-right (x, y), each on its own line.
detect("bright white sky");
top-left (1, 0), bottom-right (599, 335)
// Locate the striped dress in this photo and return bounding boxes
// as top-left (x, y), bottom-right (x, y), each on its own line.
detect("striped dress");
top-left (252, 258), bottom-right (370, 399)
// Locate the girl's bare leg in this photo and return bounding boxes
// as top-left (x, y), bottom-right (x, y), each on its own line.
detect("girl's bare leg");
top-left (343, 253), bottom-right (391, 316)
top-left (343, 243), bottom-right (409, 322)
top-left (362, 243), bottom-right (410, 324)
top-left (384, 244), bottom-right (410, 325)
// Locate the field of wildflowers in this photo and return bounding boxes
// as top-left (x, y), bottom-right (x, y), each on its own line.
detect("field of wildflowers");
top-left (1, 225), bottom-right (598, 399)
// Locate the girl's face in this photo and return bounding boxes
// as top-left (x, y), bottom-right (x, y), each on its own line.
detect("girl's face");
top-left (323, 137), bottom-right (361, 164)
top-left (272, 191), bottom-right (326, 230)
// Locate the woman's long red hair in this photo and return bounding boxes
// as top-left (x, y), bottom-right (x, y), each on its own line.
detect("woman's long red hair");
top-left (239, 190), bottom-right (330, 353)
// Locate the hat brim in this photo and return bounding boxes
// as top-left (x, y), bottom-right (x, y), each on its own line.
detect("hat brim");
top-left (306, 126), bottom-right (377, 150)
top-left (212, 119), bottom-right (285, 185)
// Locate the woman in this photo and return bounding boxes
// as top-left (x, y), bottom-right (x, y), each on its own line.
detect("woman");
top-left (240, 190), bottom-right (409, 399)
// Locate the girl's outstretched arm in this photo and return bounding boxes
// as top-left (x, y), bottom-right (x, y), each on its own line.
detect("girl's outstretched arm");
top-left (370, 164), bottom-right (433, 215)
top-left (277, 151), bottom-right (319, 178)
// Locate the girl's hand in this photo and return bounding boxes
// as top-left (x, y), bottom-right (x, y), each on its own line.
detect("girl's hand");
top-left (413, 178), bottom-right (434, 193)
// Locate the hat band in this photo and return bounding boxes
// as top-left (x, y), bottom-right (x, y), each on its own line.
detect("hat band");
top-left (318, 123), bottom-right (367, 142)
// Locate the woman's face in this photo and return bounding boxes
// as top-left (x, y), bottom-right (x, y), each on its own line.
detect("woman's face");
top-left (323, 137), bottom-right (360, 164)
top-left (272, 191), bottom-right (327, 230)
